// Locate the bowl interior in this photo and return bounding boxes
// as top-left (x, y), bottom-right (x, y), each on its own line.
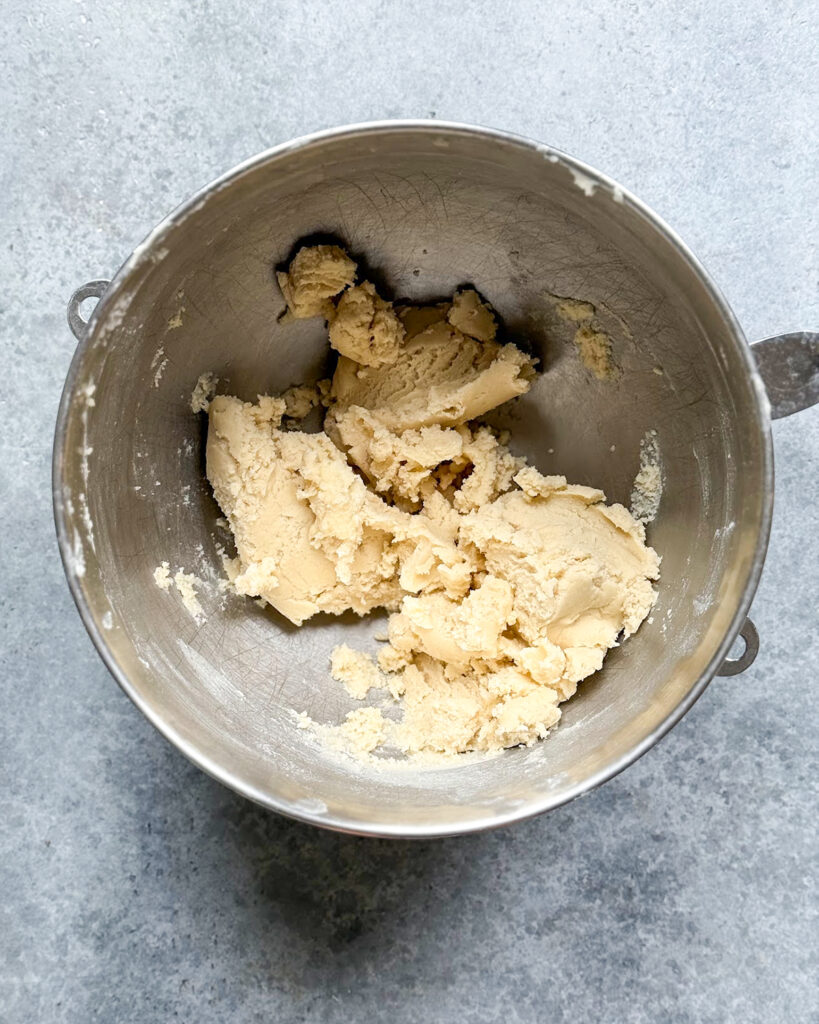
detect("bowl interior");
top-left (55, 124), bottom-right (769, 835)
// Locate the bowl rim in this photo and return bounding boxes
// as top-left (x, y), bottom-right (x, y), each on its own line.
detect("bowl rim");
top-left (53, 119), bottom-right (774, 838)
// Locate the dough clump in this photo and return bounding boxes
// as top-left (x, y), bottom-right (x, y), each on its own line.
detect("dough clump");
top-left (277, 245), bottom-right (404, 368)
top-left (574, 324), bottom-right (618, 381)
top-left (277, 244), bottom-right (356, 320)
top-left (548, 292), bottom-right (619, 380)
top-left (327, 318), bottom-right (533, 437)
top-left (205, 245), bottom-right (660, 757)
top-left (329, 281), bottom-right (404, 366)
top-left (447, 288), bottom-right (497, 342)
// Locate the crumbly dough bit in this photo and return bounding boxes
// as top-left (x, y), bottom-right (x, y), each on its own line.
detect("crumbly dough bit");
top-left (190, 372), bottom-right (218, 413)
top-left (328, 281), bottom-right (405, 366)
top-left (153, 561), bottom-right (204, 620)
top-left (328, 318), bottom-right (535, 436)
top-left (386, 655), bottom-right (562, 755)
top-left (153, 562), bottom-right (171, 589)
top-left (574, 324), bottom-right (618, 380)
top-left (632, 463), bottom-right (661, 522)
top-left (383, 500), bottom-right (481, 602)
top-left (446, 288), bottom-right (497, 342)
top-left (330, 644), bottom-right (384, 699)
top-left (548, 292), bottom-right (619, 380)
top-left (554, 296), bottom-right (596, 322)
top-left (173, 569), bottom-right (204, 619)
top-left (280, 381), bottom-right (330, 420)
top-left (277, 244), bottom-right (357, 320)
top-left (334, 707), bottom-right (389, 754)
top-left (452, 425), bottom-right (525, 512)
top-left (334, 413), bottom-right (522, 513)
top-left (479, 675), bottom-right (562, 750)
top-left (390, 656), bottom-right (497, 754)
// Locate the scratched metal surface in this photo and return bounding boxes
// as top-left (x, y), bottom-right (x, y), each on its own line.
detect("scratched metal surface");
top-left (3, 1), bottom-right (818, 1021)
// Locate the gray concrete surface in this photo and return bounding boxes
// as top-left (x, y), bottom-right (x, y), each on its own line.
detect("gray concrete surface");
top-left (2, 1), bottom-right (817, 1021)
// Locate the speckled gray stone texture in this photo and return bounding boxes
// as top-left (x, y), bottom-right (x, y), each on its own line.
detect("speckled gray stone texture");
top-left (2, 1), bottom-right (817, 1021)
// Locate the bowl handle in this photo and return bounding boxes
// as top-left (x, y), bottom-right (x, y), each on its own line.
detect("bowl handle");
top-left (721, 333), bottom-right (819, 677)
top-left (67, 280), bottom-right (110, 340)
top-left (751, 331), bottom-right (819, 419)
top-left (717, 618), bottom-right (760, 676)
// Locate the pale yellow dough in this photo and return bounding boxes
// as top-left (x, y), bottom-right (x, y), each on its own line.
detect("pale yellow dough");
top-left (206, 394), bottom-right (477, 625)
top-left (329, 645), bottom-right (384, 700)
top-left (327, 318), bottom-right (534, 436)
top-left (205, 245), bottom-right (660, 757)
top-left (447, 288), bottom-right (498, 342)
top-left (276, 244), bottom-right (356, 320)
top-left (280, 380), bottom-right (330, 420)
top-left (548, 292), bottom-right (619, 380)
top-left (375, 469), bottom-right (658, 753)
top-left (329, 282), bottom-right (404, 366)
top-left (574, 324), bottom-right (618, 381)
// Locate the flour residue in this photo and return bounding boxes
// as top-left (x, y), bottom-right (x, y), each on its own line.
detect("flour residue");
top-left (190, 372), bottom-right (218, 413)
top-left (176, 638), bottom-right (245, 701)
top-left (630, 430), bottom-right (662, 524)
top-left (70, 527), bottom-right (86, 579)
top-left (153, 560), bottom-right (205, 620)
top-left (167, 306), bottom-right (186, 330)
top-left (569, 167), bottom-right (598, 197)
top-left (76, 381), bottom-right (97, 553)
top-left (151, 346), bottom-right (168, 388)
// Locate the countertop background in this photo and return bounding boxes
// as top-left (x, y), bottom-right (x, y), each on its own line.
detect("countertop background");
top-left (2, 1), bottom-right (817, 1021)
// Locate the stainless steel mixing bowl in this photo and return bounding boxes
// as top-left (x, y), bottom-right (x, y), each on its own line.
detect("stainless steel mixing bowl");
top-left (54, 121), bottom-right (818, 837)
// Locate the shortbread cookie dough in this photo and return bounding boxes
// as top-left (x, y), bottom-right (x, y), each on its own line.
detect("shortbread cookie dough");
top-left (190, 372), bottom-right (218, 413)
top-left (280, 380), bottom-right (330, 420)
top-left (277, 244), bottom-right (356, 320)
top-left (375, 469), bottom-right (659, 753)
top-left (203, 244), bottom-right (660, 757)
top-left (548, 292), bottom-right (619, 380)
top-left (574, 324), bottom-right (618, 381)
top-left (333, 414), bottom-right (523, 511)
top-left (327, 318), bottom-right (534, 436)
top-left (330, 645), bottom-right (384, 700)
top-left (207, 394), bottom-right (479, 624)
top-left (446, 288), bottom-right (497, 342)
top-left (329, 281), bottom-right (404, 366)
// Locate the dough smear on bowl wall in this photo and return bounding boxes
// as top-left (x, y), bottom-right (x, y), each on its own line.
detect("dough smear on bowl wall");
top-left (204, 243), bottom-right (661, 758)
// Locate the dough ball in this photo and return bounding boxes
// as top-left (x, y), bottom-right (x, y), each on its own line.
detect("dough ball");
top-left (329, 281), bottom-right (405, 366)
top-left (447, 288), bottom-right (497, 342)
top-left (277, 244), bottom-right (357, 319)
